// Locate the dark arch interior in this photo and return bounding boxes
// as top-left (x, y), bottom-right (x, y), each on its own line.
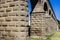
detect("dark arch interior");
top-left (49, 10), bottom-right (51, 15)
top-left (52, 14), bottom-right (54, 18)
top-left (43, 2), bottom-right (48, 11)
top-left (30, 0), bottom-right (38, 11)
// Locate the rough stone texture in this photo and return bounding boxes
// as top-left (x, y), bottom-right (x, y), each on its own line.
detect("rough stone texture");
top-left (30, 0), bottom-right (58, 38)
top-left (0, 0), bottom-right (28, 40)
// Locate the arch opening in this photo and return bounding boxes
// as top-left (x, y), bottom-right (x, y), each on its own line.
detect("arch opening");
top-left (43, 2), bottom-right (48, 11)
top-left (49, 10), bottom-right (51, 15)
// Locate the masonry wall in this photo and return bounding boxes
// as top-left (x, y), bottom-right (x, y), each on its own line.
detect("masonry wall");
top-left (30, 0), bottom-right (58, 39)
top-left (0, 0), bottom-right (28, 40)
top-left (31, 12), bottom-right (58, 38)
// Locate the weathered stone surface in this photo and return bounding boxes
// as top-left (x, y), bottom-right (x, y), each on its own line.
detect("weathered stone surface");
top-left (30, 0), bottom-right (58, 38)
top-left (0, 0), bottom-right (28, 40)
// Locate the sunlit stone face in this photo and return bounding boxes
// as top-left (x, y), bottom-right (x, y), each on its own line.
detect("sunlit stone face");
top-left (0, 0), bottom-right (28, 40)
top-left (30, 0), bottom-right (58, 38)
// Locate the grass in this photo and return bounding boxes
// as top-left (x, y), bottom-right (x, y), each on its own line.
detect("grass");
top-left (45, 33), bottom-right (54, 40)
top-left (29, 37), bottom-right (40, 40)
top-left (46, 30), bottom-right (60, 40)
top-left (50, 30), bottom-right (60, 40)
top-left (29, 30), bottom-right (60, 40)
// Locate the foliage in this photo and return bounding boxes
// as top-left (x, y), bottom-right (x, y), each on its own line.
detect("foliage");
top-left (29, 37), bottom-right (39, 40)
top-left (57, 20), bottom-right (60, 23)
top-left (57, 20), bottom-right (60, 29)
top-left (45, 34), bottom-right (54, 40)
top-left (29, 30), bottom-right (60, 40)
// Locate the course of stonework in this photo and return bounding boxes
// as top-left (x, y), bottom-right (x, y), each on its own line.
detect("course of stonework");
top-left (0, 0), bottom-right (59, 40)
top-left (0, 0), bottom-right (28, 40)
top-left (30, 0), bottom-right (58, 38)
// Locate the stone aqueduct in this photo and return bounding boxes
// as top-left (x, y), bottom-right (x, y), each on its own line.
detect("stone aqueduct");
top-left (0, 0), bottom-right (58, 40)
top-left (30, 0), bottom-right (58, 38)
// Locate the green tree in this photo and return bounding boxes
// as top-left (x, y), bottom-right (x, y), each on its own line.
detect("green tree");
top-left (57, 20), bottom-right (60, 29)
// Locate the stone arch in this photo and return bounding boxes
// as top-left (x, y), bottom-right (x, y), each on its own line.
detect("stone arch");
top-left (38, 0), bottom-right (41, 3)
top-left (52, 14), bottom-right (54, 18)
top-left (43, 2), bottom-right (48, 11)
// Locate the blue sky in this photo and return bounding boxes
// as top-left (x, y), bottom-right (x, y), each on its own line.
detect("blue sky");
top-left (28, 0), bottom-right (32, 13)
top-left (50, 0), bottom-right (60, 20)
top-left (28, 0), bottom-right (60, 20)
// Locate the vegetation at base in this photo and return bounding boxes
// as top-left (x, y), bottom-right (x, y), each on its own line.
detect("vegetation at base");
top-left (29, 33), bottom-right (55, 40)
top-left (45, 34), bottom-right (54, 40)
top-left (29, 30), bottom-right (60, 40)
top-left (29, 37), bottom-right (39, 40)
top-left (57, 20), bottom-right (60, 29)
